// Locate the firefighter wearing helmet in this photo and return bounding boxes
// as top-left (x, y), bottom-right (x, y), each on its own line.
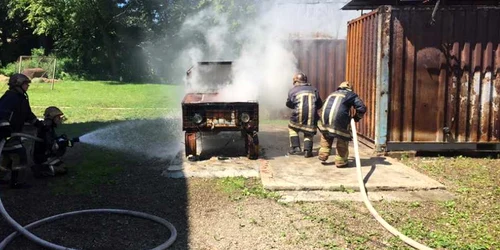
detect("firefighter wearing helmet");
top-left (0, 73), bottom-right (44, 189)
top-left (317, 81), bottom-right (367, 167)
top-left (31, 106), bottom-right (79, 178)
top-left (286, 72), bottom-right (323, 158)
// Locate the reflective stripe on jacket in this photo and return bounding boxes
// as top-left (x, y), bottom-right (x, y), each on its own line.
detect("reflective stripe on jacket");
top-left (319, 88), bottom-right (366, 140)
top-left (286, 83), bottom-right (323, 134)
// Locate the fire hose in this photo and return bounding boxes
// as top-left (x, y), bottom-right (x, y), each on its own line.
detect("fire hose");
top-left (351, 119), bottom-right (433, 250)
top-left (0, 133), bottom-right (177, 250)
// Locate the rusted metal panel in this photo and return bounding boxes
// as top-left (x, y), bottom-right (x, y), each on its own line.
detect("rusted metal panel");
top-left (443, 9), bottom-right (460, 143)
top-left (389, 10), bottom-right (404, 142)
top-left (291, 39), bottom-right (347, 101)
top-left (493, 17), bottom-right (500, 141)
top-left (346, 9), bottom-right (380, 142)
top-left (480, 10), bottom-right (494, 142)
top-left (346, 5), bottom-right (500, 152)
top-left (402, 11), bottom-right (415, 142)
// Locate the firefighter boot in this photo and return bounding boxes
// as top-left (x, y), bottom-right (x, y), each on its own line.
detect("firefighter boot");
top-left (288, 136), bottom-right (301, 155)
top-left (303, 140), bottom-right (313, 158)
top-left (10, 170), bottom-right (31, 189)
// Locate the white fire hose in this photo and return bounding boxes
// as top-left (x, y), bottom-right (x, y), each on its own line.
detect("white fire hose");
top-left (0, 134), bottom-right (177, 250)
top-left (351, 119), bottom-right (433, 250)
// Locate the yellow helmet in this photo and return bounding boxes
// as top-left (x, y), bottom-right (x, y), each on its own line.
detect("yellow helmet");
top-left (338, 81), bottom-right (353, 90)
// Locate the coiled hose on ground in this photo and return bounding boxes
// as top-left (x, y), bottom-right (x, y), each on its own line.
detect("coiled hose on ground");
top-left (0, 133), bottom-right (177, 250)
top-left (350, 119), bottom-right (433, 250)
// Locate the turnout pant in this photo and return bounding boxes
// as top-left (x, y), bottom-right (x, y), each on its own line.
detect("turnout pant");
top-left (288, 128), bottom-right (314, 152)
top-left (1, 147), bottom-right (29, 184)
top-left (318, 133), bottom-right (349, 166)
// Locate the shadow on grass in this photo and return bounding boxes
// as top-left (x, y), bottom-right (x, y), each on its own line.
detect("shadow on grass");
top-left (0, 118), bottom-right (189, 250)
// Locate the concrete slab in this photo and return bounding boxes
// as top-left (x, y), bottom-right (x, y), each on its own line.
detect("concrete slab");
top-left (278, 190), bottom-right (455, 203)
top-left (164, 124), bottom-right (448, 199)
top-left (164, 156), bottom-right (260, 178)
top-left (259, 145), bottom-right (446, 192)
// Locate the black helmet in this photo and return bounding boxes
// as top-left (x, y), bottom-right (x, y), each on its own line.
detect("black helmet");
top-left (8, 73), bottom-right (31, 88)
top-left (293, 73), bottom-right (307, 84)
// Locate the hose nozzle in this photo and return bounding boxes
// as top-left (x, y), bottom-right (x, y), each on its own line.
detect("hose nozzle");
top-left (71, 137), bottom-right (80, 143)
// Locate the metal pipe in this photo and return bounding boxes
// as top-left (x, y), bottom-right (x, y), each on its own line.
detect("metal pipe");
top-left (0, 134), bottom-right (177, 250)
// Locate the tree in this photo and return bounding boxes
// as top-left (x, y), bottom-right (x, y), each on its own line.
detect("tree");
top-left (4, 0), bottom-right (259, 81)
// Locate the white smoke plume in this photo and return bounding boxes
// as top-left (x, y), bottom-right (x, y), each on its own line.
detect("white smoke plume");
top-left (177, 0), bottom-right (359, 114)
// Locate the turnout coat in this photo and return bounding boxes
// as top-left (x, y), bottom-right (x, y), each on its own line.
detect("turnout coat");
top-left (286, 83), bottom-right (323, 134)
top-left (318, 88), bottom-right (366, 141)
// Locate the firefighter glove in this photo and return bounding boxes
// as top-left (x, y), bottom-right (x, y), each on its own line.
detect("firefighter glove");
top-left (353, 114), bottom-right (363, 122)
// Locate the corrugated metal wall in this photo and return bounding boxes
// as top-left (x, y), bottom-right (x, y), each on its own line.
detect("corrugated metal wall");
top-left (291, 39), bottom-right (347, 101)
top-left (346, 5), bottom-right (500, 150)
top-left (346, 12), bottom-right (379, 142)
top-left (389, 6), bottom-right (500, 143)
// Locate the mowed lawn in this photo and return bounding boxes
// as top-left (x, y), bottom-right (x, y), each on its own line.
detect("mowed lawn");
top-left (4, 80), bottom-right (499, 249)
top-left (18, 80), bottom-right (183, 122)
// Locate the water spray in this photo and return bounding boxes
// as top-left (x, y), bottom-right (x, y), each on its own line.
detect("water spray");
top-left (0, 134), bottom-right (177, 250)
top-left (351, 119), bottom-right (432, 250)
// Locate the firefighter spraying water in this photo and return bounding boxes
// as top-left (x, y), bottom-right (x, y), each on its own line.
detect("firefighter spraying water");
top-left (31, 106), bottom-right (80, 178)
top-left (0, 74), bottom-right (80, 188)
top-left (0, 75), bottom-right (176, 249)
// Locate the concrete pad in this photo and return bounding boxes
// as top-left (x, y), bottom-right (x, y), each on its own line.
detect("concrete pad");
top-left (164, 156), bottom-right (260, 178)
top-left (259, 144), bottom-right (446, 192)
top-left (164, 124), bottom-right (449, 201)
top-left (278, 190), bottom-right (455, 203)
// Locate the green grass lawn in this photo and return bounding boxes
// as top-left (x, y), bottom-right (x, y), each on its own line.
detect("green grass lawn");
top-left (8, 80), bottom-right (184, 195)
top-left (12, 80), bottom-right (183, 122)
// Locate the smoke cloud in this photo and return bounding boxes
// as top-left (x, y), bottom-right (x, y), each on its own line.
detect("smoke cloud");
top-left (173, 0), bottom-right (359, 116)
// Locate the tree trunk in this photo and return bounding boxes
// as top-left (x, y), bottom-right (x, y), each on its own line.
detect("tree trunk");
top-left (0, 27), bottom-right (8, 67)
top-left (99, 28), bottom-right (119, 79)
top-left (91, 0), bottom-right (119, 80)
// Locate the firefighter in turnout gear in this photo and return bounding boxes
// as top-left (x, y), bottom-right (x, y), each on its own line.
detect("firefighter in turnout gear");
top-left (286, 72), bottom-right (323, 158)
top-left (0, 73), bottom-right (43, 189)
top-left (31, 106), bottom-right (79, 178)
top-left (318, 81), bottom-right (366, 167)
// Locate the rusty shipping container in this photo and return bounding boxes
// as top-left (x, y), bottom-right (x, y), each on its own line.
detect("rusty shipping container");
top-left (292, 39), bottom-right (347, 101)
top-left (346, 5), bottom-right (500, 152)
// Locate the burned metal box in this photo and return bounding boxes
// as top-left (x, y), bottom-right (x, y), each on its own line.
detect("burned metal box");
top-left (181, 61), bottom-right (259, 159)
